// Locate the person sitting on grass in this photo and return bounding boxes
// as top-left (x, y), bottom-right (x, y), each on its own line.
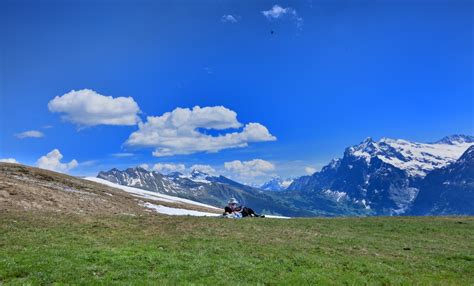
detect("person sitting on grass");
top-left (223, 198), bottom-right (265, 218)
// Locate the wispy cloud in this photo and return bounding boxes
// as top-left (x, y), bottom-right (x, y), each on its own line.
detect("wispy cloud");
top-left (262, 4), bottom-right (303, 29)
top-left (305, 166), bottom-right (316, 175)
top-left (111, 152), bottom-right (135, 157)
top-left (15, 130), bottom-right (44, 139)
top-left (152, 163), bottom-right (186, 174)
top-left (221, 14), bottom-right (239, 23)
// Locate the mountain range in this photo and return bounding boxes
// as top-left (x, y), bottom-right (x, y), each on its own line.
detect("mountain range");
top-left (98, 168), bottom-right (313, 217)
top-left (259, 177), bottom-right (294, 191)
top-left (97, 135), bottom-right (474, 216)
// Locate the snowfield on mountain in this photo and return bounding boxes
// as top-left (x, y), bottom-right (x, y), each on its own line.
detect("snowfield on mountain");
top-left (349, 136), bottom-right (474, 177)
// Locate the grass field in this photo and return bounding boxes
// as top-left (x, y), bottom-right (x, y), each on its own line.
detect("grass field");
top-left (1, 212), bottom-right (473, 285)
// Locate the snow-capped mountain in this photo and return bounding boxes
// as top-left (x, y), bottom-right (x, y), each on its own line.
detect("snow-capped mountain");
top-left (284, 135), bottom-right (473, 216)
top-left (97, 167), bottom-right (312, 217)
top-left (410, 145), bottom-right (474, 215)
top-left (347, 135), bottom-right (473, 177)
top-left (98, 167), bottom-right (217, 195)
top-left (260, 177), bottom-right (294, 191)
top-left (434, 134), bottom-right (474, 145)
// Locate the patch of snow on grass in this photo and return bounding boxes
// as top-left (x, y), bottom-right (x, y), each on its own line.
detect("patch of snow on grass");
top-left (265, 215), bottom-right (291, 219)
top-left (142, 202), bottom-right (220, 217)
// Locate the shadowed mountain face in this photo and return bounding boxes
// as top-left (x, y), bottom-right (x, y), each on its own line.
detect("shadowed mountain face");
top-left (97, 168), bottom-right (314, 217)
top-left (409, 146), bottom-right (474, 215)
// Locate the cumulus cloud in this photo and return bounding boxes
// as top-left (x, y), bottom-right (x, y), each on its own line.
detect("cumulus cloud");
top-left (224, 159), bottom-right (275, 178)
top-left (125, 106), bottom-right (276, 157)
top-left (0, 158), bottom-right (19, 163)
top-left (36, 149), bottom-right (78, 173)
top-left (15, 130), bottom-right (44, 139)
top-left (190, 164), bottom-right (216, 175)
top-left (48, 89), bottom-right (141, 127)
top-left (153, 163), bottom-right (186, 174)
top-left (221, 14), bottom-right (238, 23)
top-left (305, 166), bottom-right (316, 175)
top-left (262, 4), bottom-right (303, 28)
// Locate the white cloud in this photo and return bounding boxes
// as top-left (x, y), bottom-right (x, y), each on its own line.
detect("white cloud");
top-left (153, 163), bottom-right (186, 174)
top-left (262, 5), bottom-right (289, 19)
top-left (125, 106), bottom-right (276, 157)
top-left (224, 159), bottom-right (275, 178)
top-left (138, 163), bottom-right (150, 170)
top-left (79, 160), bottom-right (97, 167)
top-left (48, 89), bottom-right (141, 126)
top-left (0, 158), bottom-right (19, 163)
top-left (221, 14), bottom-right (238, 23)
top-left (15, 130), bottom-right (44, 139)
top-left (262, 5), bottom-right (303, 28)
top-left (190, 164), bottom-right (216, 175)
top-left (36, 149), bottom-right (78, 173)
top-left (111, 152), bottom-right (135, 157)
top-left (305, 166), bottom-right (316, 175)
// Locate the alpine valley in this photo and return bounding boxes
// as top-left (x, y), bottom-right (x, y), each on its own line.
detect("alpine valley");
top-left (97, 135), bottom-right (474, 217)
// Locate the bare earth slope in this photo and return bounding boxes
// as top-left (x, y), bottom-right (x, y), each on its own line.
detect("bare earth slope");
top-left (0, 163), bottom-right (220, 216)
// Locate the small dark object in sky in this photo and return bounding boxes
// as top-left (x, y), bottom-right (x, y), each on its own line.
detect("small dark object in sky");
top-left (270, 30), bottom-right (274, 35)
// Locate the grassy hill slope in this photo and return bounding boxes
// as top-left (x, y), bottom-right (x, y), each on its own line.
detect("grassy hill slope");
top-left (1, 212), bottom-right (473, 285)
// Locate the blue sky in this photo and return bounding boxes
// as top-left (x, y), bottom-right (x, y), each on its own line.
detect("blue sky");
top-left (1, 0), bottom-right (472, 184)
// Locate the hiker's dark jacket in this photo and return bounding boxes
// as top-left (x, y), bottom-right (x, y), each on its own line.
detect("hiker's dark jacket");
top-left (224, 206), bottom-right (256, 217)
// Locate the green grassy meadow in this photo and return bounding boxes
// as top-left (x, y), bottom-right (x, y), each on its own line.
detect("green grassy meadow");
top-left (1, 212), bottom-right (473, 285)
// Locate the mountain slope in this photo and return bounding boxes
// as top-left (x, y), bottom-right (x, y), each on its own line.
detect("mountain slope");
top-left (410, 146), bottom-right (474, 215)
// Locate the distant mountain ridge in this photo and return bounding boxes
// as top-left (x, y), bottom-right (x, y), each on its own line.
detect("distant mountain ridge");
top-left (259, 177), bottom-right (294, 191)
top-left (434, 135), bottom-right (474, 145)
